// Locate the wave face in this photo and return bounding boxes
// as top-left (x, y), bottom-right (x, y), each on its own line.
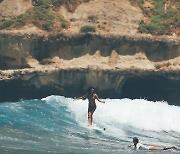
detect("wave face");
top-left (0, 96), bottom-right (180, 153)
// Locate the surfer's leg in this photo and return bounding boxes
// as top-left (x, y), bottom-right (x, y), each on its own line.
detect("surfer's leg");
top-left (148, 146), bottom-right (163, 150)
top-left (87, 106), bottom-right (96, 126)
top-left (88, 112), bottom-right (92, 126)
top-left (149, 145), bottom-right (176, 151)
top-left (163, 146), bottom-right (177, 150)
top-left (90, 107), bottom-right (96, 125)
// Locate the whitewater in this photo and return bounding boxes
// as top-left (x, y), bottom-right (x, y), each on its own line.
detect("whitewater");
top-left (0, 95), bottom-right (180, 153)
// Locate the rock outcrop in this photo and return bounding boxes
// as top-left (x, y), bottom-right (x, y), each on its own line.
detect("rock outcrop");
top-left (0, 67), bottom-right (180, 105)
top-left (0, 0), bottom-right (32, 21)
top-left (0, 0), bottom-right (179, 105)
top-left (0, 33), bottom-right (179, 69)
top-left (0, 32), bottom-right (179, 105)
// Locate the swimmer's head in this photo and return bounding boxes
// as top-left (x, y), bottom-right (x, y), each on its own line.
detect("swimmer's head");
top-left (133, 137), bottom-right (139, 145)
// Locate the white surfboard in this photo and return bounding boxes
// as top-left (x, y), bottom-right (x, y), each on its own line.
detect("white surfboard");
top-left (86, 124), bottom-right (105, 131)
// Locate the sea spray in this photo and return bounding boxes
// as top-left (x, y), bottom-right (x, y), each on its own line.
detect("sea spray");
top-left (64, 97), bottom-right (180, 132)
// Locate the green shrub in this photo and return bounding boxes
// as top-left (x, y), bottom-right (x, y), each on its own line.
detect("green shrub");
top-left (58, 14), bottom-right (68, 29)
top-left (33, 6), bottom-right (54, 30)
top-left (146, 23), bottom-right (161, 33)
top-left (0, 20), bottom-right (15, 29)
top-left (138, 0), bottom-right (144, 8)
top-left (176, 14), bottom-right (180, 27)
top-left (138, 24), bottom-right (147, 33)
top-left (52, 0), bottom-right (65, 6)
top-left (61, 22), bottom-right (67, 29)
top-left (13, 12), bottom-right (32, 27)
top-left (151, 15), bottom-right (161, 24)
top-left (154, 0), bottom-right (164, 16)
top-left (137, 0), bottom-right (179, 35)
top-left (42, 20), bottom-right (54, 30)
top-left (0, 10), bottom-right (34, 30)
top-left (80, 25), bottom-right (96, 33)
top-left (36, 0), bottom-right (52, 9)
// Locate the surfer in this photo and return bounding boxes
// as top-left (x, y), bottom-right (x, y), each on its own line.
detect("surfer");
top-left (128, 137), bottom-right (177, 151)
top-left (74, 87), bottom-right (105, 127)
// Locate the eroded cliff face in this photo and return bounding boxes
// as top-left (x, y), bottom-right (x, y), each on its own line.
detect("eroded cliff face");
top-left (0, 33), bottom-right (179, 105)
top-left (0, 68), bottom-right (179, 105)
top-left (0, 33), bottom-right (179, 69)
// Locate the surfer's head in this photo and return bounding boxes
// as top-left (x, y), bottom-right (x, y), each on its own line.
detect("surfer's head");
top-left (89, 87), bottom-right (95, 94)
top-left (133, 137), bottom-right (139, 145)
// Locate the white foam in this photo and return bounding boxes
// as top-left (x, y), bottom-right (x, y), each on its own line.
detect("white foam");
top-left (43, 96), bottom-right (180, 133)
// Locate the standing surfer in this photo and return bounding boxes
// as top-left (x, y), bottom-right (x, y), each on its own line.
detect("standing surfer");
top-left (74, 87), bottom-right (105, 127)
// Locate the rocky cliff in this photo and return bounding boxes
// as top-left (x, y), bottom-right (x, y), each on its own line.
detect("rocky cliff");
top-left (0, 0), bottom-right (179, 105)
top-left (0, 0), bottom-right (32, 21)
top-left (0, 32), bottom-right (179, 105)
top-left (0, 33), bottom-right (179, 69)
top-left (0, 65), bottom-right (180, 105)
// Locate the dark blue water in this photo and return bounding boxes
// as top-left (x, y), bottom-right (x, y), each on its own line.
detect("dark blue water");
top-left (0, 96), bottom-right (180, 153)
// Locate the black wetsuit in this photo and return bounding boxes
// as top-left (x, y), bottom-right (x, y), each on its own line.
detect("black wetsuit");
top-left (88, 105), bottom-right (96, 113)
top-left (87, 93), bottom-right (96, 114)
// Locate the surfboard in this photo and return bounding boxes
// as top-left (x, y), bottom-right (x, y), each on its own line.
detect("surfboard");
top-left (92, 126), bottom-right (103, 131)
top-left (86, 125), bottom-right (106, 131)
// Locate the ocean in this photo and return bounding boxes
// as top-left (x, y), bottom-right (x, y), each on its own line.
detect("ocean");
top-left (0, 95), bottom-right (180, 153)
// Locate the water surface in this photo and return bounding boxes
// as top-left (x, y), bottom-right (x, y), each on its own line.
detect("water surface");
top-left (0, 96), bottom-right (180, 153)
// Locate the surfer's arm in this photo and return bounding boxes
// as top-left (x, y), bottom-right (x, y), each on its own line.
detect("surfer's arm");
top-left (128, 144), bottom-right (134, 147)
top-left (74, 94), bottom-right (87, 100)
top-left (95, 94), bottom-right (105, 103)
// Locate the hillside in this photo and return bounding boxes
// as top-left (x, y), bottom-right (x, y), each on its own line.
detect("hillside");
top-left (0, 0), bottom-right (179, 36)
top-left (0, 0), bottom-right (32, 21)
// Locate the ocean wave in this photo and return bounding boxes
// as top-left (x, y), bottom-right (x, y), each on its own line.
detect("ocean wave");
top-left (0, 95), bottom-right (179, 153)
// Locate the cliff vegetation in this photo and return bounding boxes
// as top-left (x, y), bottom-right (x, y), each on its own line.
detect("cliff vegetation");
top-left (130, 0), bottom-right (180, 35)
top-left (0, 0), bottom-right (179, 36)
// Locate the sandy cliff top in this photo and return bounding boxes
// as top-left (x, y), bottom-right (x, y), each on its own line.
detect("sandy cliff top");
top-left (0, 0), bottom-right (143, 35)
top-left (59, 0), bottom-right (143, 35)
top-left (0, 0), bottom-right (32, 21)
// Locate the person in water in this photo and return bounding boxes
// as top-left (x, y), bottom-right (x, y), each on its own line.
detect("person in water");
top-left (74, 87), bottom-right (105, 127)
top-left (128, 137), bottom-right (177, 151)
